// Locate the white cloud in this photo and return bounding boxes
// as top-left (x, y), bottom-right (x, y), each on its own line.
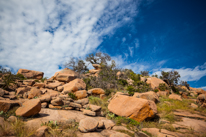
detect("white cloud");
top-left (128, 46), bottom-right (134, 57)
top-left (152, 62), bottom-right (206, 82)
top-left (200, 86), bottom-right (206, 90)
top-left (134, 38), bottom-right (140, 48)
top-left (0, 0), bottom-right (140, 77)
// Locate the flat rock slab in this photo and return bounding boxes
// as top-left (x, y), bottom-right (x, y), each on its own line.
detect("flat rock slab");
top-left (26, 108), bottom-right (107, 129)
top-left (173, 109), bottom-right (206, 120)
top-left (175, 117), bottom-right (206, 133)
top-left (142, 128), bottom-right (186, 137)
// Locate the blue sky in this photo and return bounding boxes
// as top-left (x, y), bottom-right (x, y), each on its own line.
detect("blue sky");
top-left (0, 0), bottom-right (206, 89)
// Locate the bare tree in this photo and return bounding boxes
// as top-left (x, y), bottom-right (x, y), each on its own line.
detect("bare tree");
top-left (64, 57), bottom-right (88, 74)
top-left (86, 52), bottom-right (111, 65)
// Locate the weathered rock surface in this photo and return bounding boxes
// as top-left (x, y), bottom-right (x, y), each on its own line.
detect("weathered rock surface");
top-left (62, 78), bottom-right (86, 94)
top-left (54, 68), bottom-right (78, 82)
top-left (108, 92), bottom-right (157, 122)
top-left (0, 100), bottom-right (22, 112)
top-left (175, 117), bottom-right (206, 133)
top-left (173, 109), bottom-right (206, 120)
top-left (47, 82), bottom-right (62, 89)
top-left (110, 132), bottom-right (130, 137)
top-left (33, 83), bottom-right (45, 88)
top-left (28, 87), bottom-right (41, 99)
top-left (169, 94), bottom-right (182, 101)
top-left (23, 80), bottom-right (35, 86)
top-left (16, 87), bottom-right (31, 96)
top-left (88, 88), bottom-right (105, 95)
top-left (17, 69), bottom-right (44, 80)
top-left (78, 117), bottom-right (99, 132)
top-left (74, 90), bottom-right (87, 99)
top-left (146, 77), bottom-right (168, 89)
top-left (83, 109), bottom-right (96, 116)
top-left (142, 128), bottom-right (185, 137)
top-left (15, 99), bottom-right (41, 117)
top-left (133, 91), bottom-right (159, 103)
top-left (51, 97), bottom-right (63, 106)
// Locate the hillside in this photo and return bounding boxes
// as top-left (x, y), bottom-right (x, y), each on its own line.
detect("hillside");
top-left (0, 63), bottom-right (206, 137)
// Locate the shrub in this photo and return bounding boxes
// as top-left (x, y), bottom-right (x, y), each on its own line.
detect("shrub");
top-left (86, 52), bottom-right (111, 65)
top-left (105, 89), bottom-right (115, 96)
top-left (159, 83), bottom-right (167, 91)
top-left (68, 93), bottom-right (77, 100)
top-left (88, 96), bottom-right (102, 106)
top-left (41, 77), bottom-right (48, 82)
top-left (117, 79), bottom-right (128, 86)
top-left (154, 89), bottom-right (159, 93)
top-left (126, 85), bottom-right (135, 96)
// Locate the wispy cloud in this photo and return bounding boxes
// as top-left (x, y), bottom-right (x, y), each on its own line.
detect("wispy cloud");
top-left (0, 0), bottom-right (140, 77)
top-left (152, 62), bottom-right (206, 82)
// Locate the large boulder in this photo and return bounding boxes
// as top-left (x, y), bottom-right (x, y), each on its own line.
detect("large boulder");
top-left (17, 69), bottom-right (44, 80)
top-left (88, 88), bottom-right (105, 95)
top-left (133, 91), bottom-right (159, 103)
top-left (78, 117), bottom-right (99, 132)
top-left (108, 92), bottom-right (157, 122)
top-left (53, 68), bottom-right (78, 82)
top-left (15, 99), bottom-right (41, 117)
top-left (62, 79), bottom-right (86, 94)
top-left (146, 77), bottom-right (168, 89)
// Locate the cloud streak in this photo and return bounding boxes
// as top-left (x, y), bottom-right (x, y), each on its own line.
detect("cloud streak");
top-left (0, 0), bottom-right (139, 77)
top-left (152, 62), bottom-right (206, 82)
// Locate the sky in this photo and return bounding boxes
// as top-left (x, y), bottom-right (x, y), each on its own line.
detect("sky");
top-left (0, 0), bottom-right (206, 89)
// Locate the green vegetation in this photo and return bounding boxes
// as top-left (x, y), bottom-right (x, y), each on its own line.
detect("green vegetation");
top-left (160, 70), bottom-right (180, 87)
top-left (68, 92), bottom-right (77, 100)
top-left (0, 66), bottom-right (26, 90)
top-left (0, 106), bottom-right (18, 119)
top-left (159, 83), bottom-right (168, 91)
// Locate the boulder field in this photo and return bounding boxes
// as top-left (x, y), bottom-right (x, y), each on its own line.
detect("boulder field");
top-left (0, 67), bottom-right (206, 137)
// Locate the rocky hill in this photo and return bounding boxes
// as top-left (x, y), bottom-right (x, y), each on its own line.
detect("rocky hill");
top-left (0, 65), bottom-right (206, 137)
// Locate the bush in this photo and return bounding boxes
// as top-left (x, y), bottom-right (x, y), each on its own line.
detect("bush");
top-left (159, 83), bottom-right (167, 91)
top-left (126, 85), bottom-right (135, 96)
top-left (68, 93), bottom-right (77, 100)
top-left (105, 89), bottom-right (115, 96)
top-left (117, 79), bottom-right (128, 86)
top-left (154, 89), bottom-right (159, 93)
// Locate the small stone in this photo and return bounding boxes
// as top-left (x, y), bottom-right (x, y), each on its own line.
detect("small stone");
top-left (49, 104), bottom-right (62, 109)
top-left (191, 103), bottom-right (198, 109)
top-left (7, 116), bottom-right (17, 123)
top-left (51, 97), bottom-right (63, 106)
top-left (41, 102), bottom-right (47, 108)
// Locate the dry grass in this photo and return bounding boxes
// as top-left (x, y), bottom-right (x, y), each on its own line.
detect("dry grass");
top-left (0, 118), bottom-right (36, 137)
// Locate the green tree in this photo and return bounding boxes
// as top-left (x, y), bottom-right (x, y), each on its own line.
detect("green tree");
top-left (160, 70), bottom-right (180, 87)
